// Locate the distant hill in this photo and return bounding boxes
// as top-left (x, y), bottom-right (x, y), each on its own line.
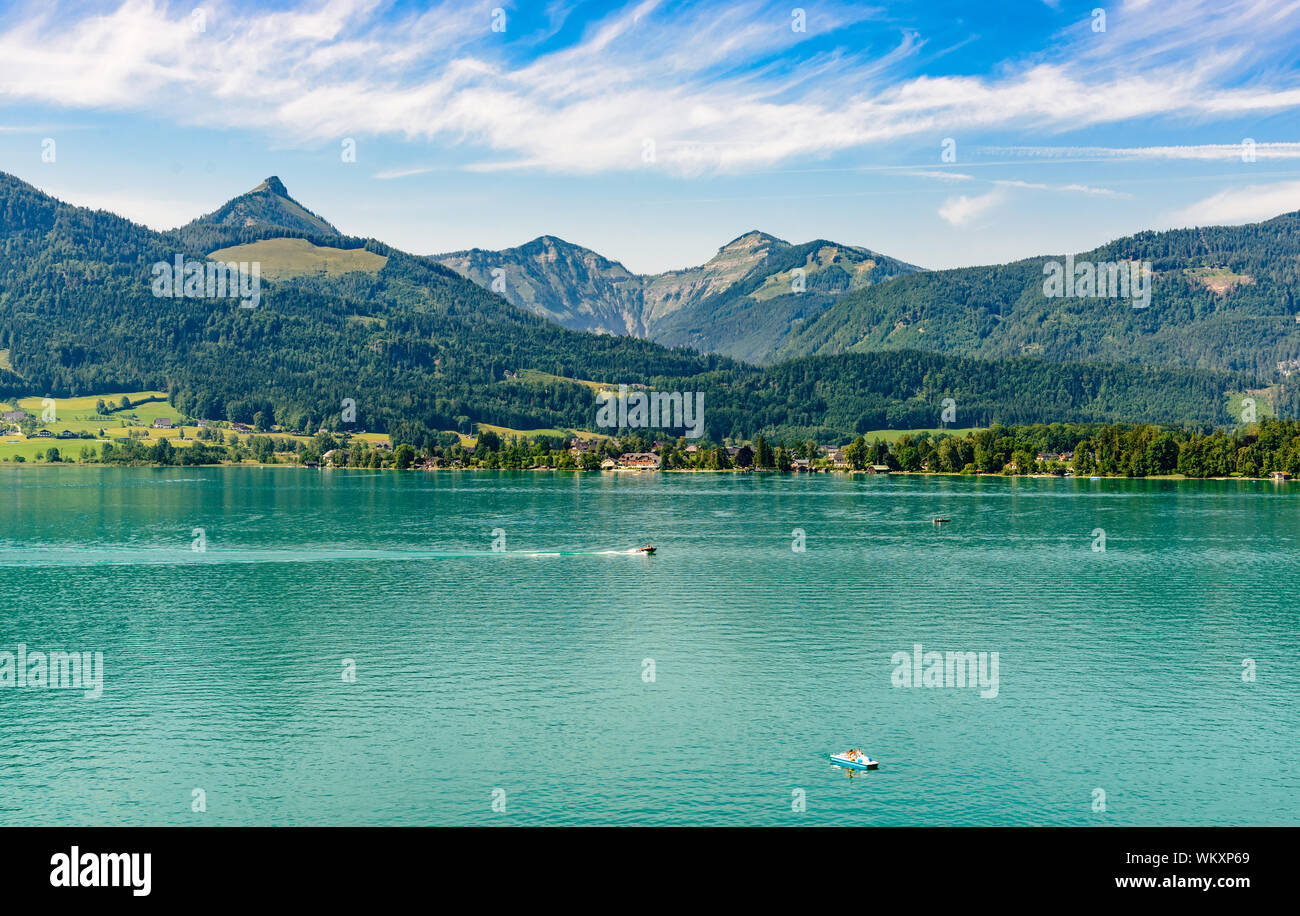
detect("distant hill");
top-left (433, 231), bottom-right (919, 362)
top-left (774, 212), bottom-right (1300, 377)
top-left (183, 176), bottom-right (340, 236)
top-left (434, 236), bottom-right (645, 336)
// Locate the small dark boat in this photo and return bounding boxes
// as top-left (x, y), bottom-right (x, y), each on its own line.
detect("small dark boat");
top-left (932, 517), bottom-right (951, 525)
top-left (637, 545), bottom-right (656, 555)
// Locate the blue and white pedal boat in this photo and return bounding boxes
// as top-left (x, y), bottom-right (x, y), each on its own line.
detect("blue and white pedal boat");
top-left (830, 751), bottom-right (878, 770)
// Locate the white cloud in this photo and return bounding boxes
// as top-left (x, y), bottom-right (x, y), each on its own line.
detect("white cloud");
top-left (0, 0), bottom-right (1296, 176)
top-left (936, 177), bottom-right (1125, 226)
top-left (993, 179), bottom-right (1128, 198)
top-left (901, 169), bottom-right (974, 182)
top-left (938, 189), bottom-right (1005, 227)
top-left (372, 167), bottom-right (433, 180)
top-left (1170, 180), bottom-right (1300, 226)
top-left (988, 142), bottom-right (1300, 162)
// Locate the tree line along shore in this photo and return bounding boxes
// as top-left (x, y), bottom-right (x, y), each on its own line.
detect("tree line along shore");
top-left (6, 414), bottom-right (1300, 481)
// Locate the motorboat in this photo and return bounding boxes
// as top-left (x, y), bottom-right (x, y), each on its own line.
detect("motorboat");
top-left (637, 545), bottom-right (656, 555)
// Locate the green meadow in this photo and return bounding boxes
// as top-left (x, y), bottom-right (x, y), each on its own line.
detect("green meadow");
top-left (859, 427), bottom-right (984, 444)
top-left (1227, 390), bottom-right (1274, 424)
top-left (0, 390), bottom-right (403, 463)
top-left (475, 422), bottom-right (612, 443)
top-left (208, 238), bottom-right (388, 280)
top-left (512, 369), bottom-right (608, 392)
top-left (1, 391), bottom-right (179, 461)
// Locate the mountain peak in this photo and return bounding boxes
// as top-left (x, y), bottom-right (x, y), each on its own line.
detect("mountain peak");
top-left (254, 176), bottom-right (290, 197)
top-left (718, 230), bottom-right (784, 253)
top-left (525, 234), bottom-right (572, 248)
top-left (186, 176), bottom-right (339, 236)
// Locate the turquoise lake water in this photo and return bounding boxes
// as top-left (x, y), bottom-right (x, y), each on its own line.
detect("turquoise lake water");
top-left (0, 467), bottom-right (1296, 826)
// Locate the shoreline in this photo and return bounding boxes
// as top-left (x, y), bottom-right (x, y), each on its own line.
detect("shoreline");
top-left (0, 463), bottom-right (1290, 483)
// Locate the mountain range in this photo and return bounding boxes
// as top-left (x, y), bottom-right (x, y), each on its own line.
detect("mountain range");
top-left (432, 232), bottom-right (917, 363)
top-left (1, 171), bottom-right (1290, 443)
top-left (430, 209), bottom-right (1300, 381)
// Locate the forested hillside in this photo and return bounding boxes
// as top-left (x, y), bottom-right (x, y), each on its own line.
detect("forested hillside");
top-left (0, 173), bottom-right (727, 435)
top-left (775, 212), bottom-right (1300, 376)
top-left (0, 172), bottom-right (1259, 444)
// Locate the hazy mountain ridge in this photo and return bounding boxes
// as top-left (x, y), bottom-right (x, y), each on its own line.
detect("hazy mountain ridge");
top-left (432, 230), bottom-right (919, 361)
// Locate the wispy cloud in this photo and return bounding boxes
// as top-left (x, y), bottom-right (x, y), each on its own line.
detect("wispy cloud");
top-left (372, 167), bottom-right (434, 180)
top-left (938, 189), bottom-right (1005, 226)
top-left (901, 169), bottom-right (974, 181)
top-left (992, 178), bottom-right (1129, 198)
top-left (0, 0), bottom-right (1297, 176)
top-left (987, 142), bottom-right (1300, 162)
top-left (1171, 180), bottom-right (1300, 226)
top-left (935, 174), bottom-right (1126, 226)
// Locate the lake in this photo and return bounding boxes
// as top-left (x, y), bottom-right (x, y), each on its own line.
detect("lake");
top-left (1, 467), bottom-right (1296, 825)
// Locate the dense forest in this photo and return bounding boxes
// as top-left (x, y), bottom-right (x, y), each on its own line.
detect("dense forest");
top-left (0, 172), bottom-right (1273, 445)
top-left (775, 211), bottom-right (1300, 376)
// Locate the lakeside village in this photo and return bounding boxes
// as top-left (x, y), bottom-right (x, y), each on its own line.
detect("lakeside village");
top-left (5, 394), bottom-right (1300, 480)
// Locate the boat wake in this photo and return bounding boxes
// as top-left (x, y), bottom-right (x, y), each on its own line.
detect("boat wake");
top-left (0, 546), bottom-right (656, 567)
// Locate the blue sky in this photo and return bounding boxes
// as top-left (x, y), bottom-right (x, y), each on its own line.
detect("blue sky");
top-left (1, 0), bottom-right (1298, 273)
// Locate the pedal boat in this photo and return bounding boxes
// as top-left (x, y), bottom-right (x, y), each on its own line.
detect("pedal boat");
top-left (830, 751), bottom-right (878, 770)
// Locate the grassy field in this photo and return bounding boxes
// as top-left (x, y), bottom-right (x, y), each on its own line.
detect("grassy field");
top-left (0, 391), bottom-right (176, 461)
top-left (208, 238), bottom-right (388, 280)
top-left (1, 392), bottom-right (185, 435)
top-left (476, 422), bottom-right (612, 443)
top-left (1227, 390), bottom-right (1274, 424)
top-left (0, 439), bottom-right (101, 462)
top-left (1187, 266), bottom-right (1257, 295)
top-left (512, 369), bottom-right (610, 392)
top-left (0, 390), bottom-right (394, 462)
top-left (858, 427), bottom-right (984, 444)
